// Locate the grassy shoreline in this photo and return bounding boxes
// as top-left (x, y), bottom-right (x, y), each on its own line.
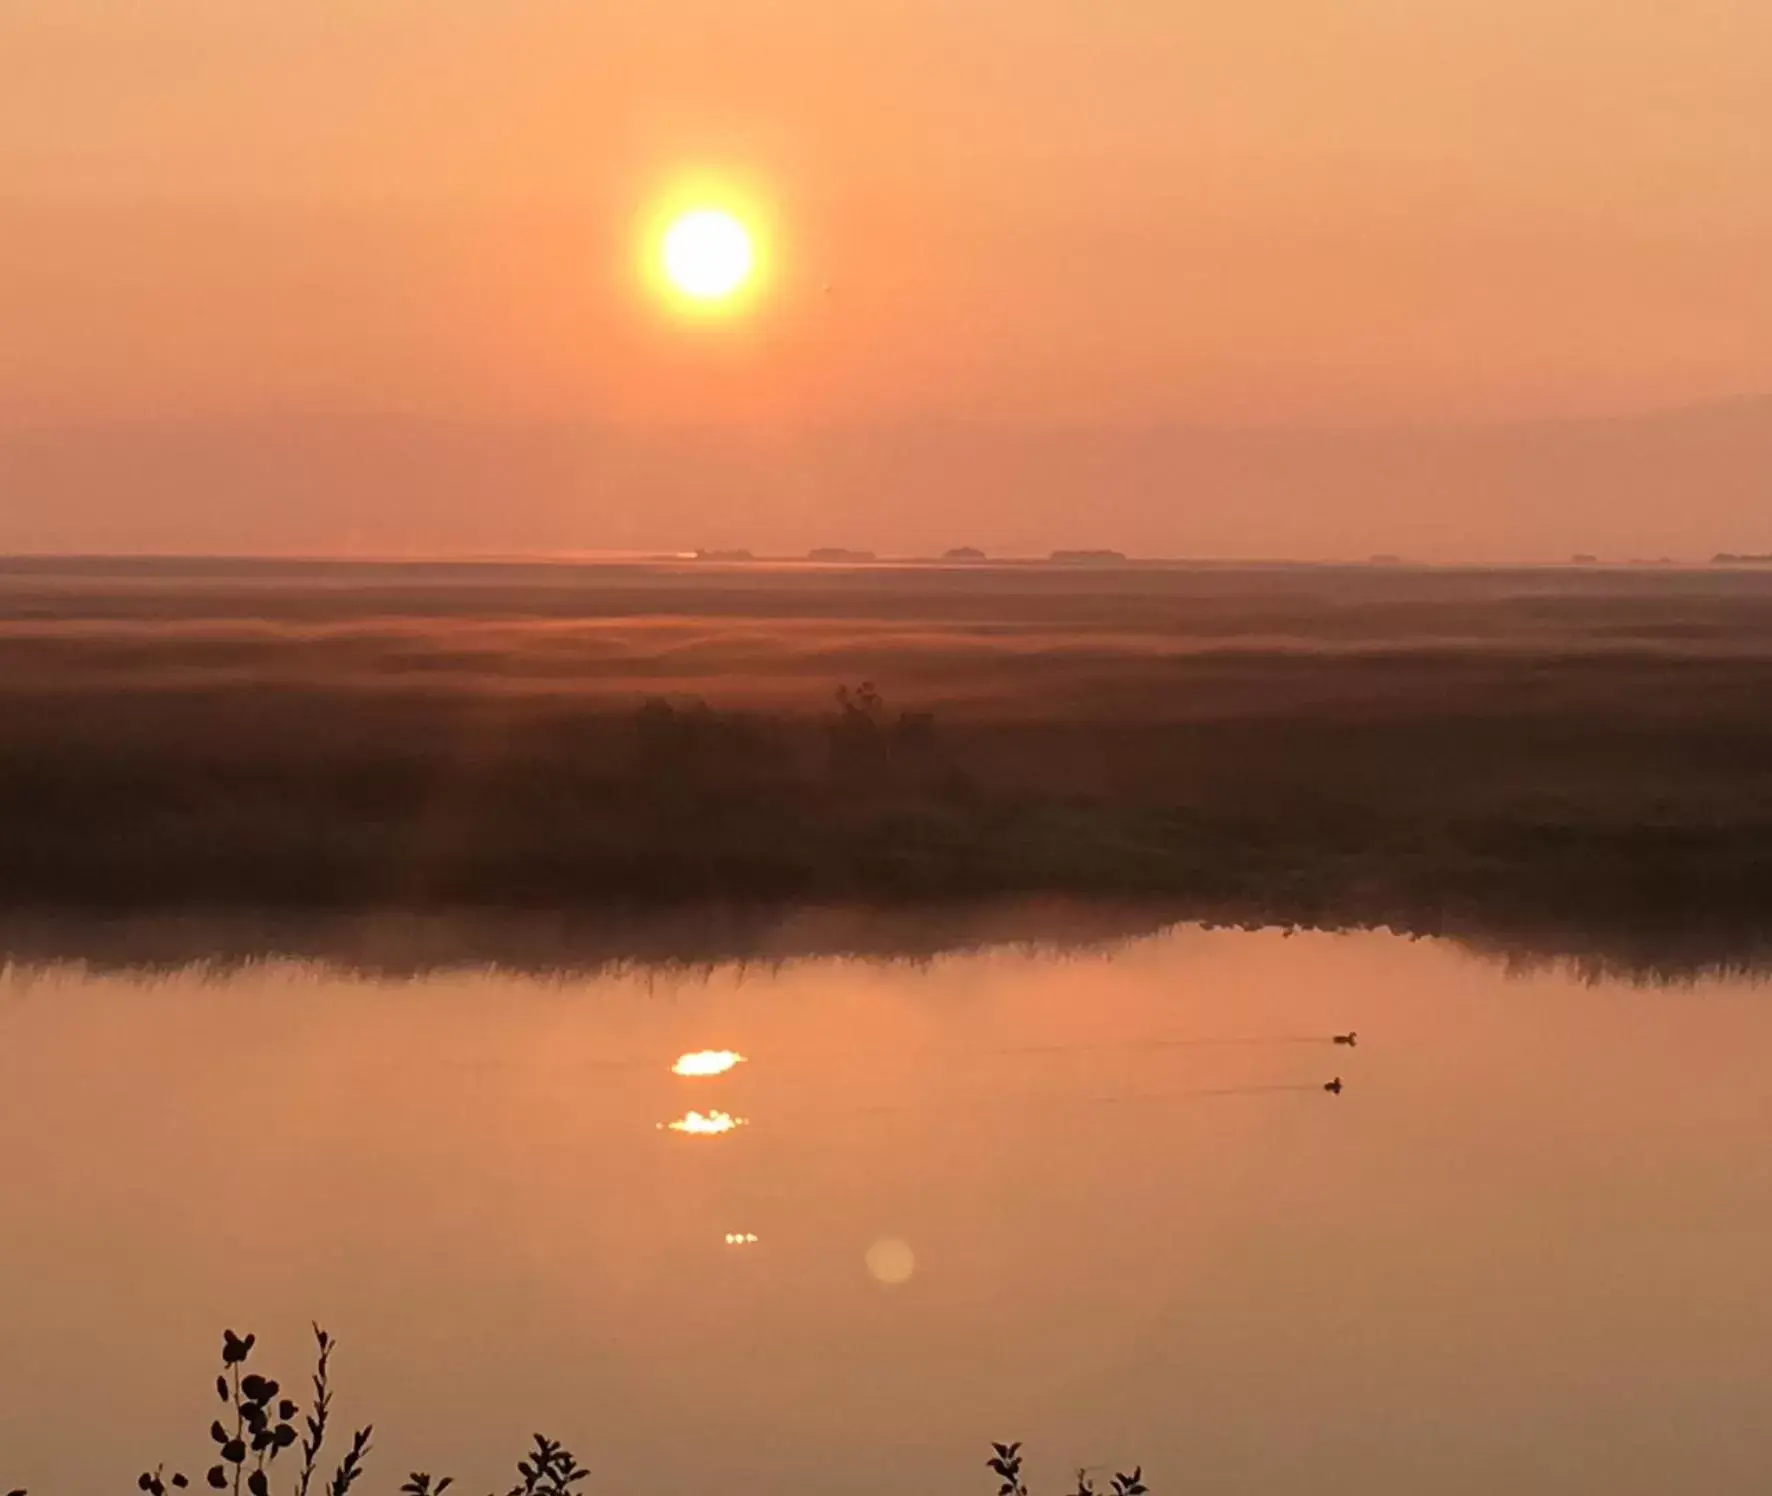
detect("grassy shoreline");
top-left (4, 564), bottom-right (1770, 974)
top-left (2, 672), bottom-right (1769, 977)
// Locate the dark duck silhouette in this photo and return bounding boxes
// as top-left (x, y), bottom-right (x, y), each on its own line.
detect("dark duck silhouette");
top-left (1324, 1077), bottom-right (1344, 1095)
top-left (1333, 1031), bottom-right (1358, 1047)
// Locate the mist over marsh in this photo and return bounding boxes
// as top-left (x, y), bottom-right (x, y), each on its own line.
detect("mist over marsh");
top-left (2, 559), bottom-right (1769, 971)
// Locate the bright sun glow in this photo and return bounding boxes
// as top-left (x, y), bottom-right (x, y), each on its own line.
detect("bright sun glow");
top-left (661, 209), bottom-right (755, 301)
top-left (672, 1050), bottom-right (747, 1078)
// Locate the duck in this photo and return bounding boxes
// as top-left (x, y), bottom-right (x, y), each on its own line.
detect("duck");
top-left (1324, 1077), bottom-right (1344, 1095)
top-left (1333, 1031), bottom-right (1358, 1047)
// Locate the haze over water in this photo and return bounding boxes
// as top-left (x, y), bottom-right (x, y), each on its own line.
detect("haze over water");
top-left (4, 926), bottom-right (1769, 1494)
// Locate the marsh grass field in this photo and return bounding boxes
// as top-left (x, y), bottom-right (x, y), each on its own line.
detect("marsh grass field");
top-left (3, 557), bottom-right (1770, 971)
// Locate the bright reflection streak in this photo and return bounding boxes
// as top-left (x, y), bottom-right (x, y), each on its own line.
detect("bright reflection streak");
top-left (661, 1110), bottom-right (746, 1136)
top-left (724, 1233), bottom-right (760, 1246)
top-left (672, 1050), bottom-right (747, 1078)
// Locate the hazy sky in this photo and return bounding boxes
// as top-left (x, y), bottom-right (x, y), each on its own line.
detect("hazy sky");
top-left (2, 0), bottom-right (1769, 555)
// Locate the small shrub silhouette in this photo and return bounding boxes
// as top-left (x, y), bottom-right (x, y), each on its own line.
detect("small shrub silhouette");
top-left (827, 682), bottom-right (939, 777)
top-left (5, 1330), bottom-right (1137, 1495)
top-left (989, 1442), bottom-right (1148, 1496)
top-left (3, 1327), bottom-right (590, 1496)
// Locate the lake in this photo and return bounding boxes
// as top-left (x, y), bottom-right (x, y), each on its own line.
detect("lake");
top-left (3, 925), bottom-right (1769, 1494)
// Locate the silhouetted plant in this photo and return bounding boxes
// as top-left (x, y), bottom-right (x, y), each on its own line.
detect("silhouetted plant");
top-left (323, 1430), bottom-right (371, 1496)
top-left (202, 1328), bottom-right (316, 1496)
top-left (990, 1445), bottom-right (1148, 1496)
top-left (295, 1326), bottom-right (335, 1496)
top-left (84, 1328), bottom-right (586, 1496)
top-left (987, 1442), bottom-right (1028, 1496)
top-left (500, 1437), bottom-right (588, 1496)
top-left (829, 681), bottom-right (888, 771)
top-left (828, 682), bottom-right (938, 776)
top-left (6, 1330), bottom-right (1153, 1496)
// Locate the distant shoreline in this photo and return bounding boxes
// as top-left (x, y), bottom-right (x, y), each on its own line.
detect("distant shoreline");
top-left (4, 553), bottom-right (1769, 573)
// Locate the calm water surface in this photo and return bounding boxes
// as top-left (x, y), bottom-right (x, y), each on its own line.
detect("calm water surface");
top-left (3, 928), bottom-right (1770, 1494)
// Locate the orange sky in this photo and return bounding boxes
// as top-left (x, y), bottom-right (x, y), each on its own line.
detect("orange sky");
top-left (1, 0), bottom-right (1769, 555)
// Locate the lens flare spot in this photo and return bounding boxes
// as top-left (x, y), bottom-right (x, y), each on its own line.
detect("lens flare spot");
top-left (661, 1109), bottom-right (746, 1136)
top-left (672, 1050), bottom-right (747, 1078)
top-left (724, 1232), bottom-right (760, 1246)
top-left (865, 1236), bottom-right (916, 1287)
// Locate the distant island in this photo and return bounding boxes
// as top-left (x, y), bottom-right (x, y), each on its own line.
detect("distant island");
top-left (943, 546), bottom-right (988, 561)
top-left (692, 547), bottom-right (755, 561)
top-left (807, 547), bottom-right (877, 561)
top-left (1713, 552), bottom-right (1772, 564)
top-left (1050, 548), bottom-right (1128, 564)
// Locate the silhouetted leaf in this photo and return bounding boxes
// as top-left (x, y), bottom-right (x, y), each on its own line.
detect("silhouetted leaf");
top-left (172, 1478), bottom-right (189, 1490)
top-left (279, 1400), bottom-right (299, 1421)
top-left (206, 1468), bottom-right (227, 1490)
top-left (248, 1471), bottom-right (269, 1496)
top-left (211, 1421), bottom-right (229, 1445)
top-left (221, 1439), bottom-right (246, 1465)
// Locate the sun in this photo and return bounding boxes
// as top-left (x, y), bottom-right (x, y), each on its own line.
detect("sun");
top-left (639, 182), bottom-right (771, 316)
top-left (660, 208), bottom-right (756, 303)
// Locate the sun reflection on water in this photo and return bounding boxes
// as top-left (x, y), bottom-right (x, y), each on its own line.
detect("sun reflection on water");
top-left (661, 1109), bottom-right (747, 1136)
top-left (671, 1050), bottom-right (747, 1078)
